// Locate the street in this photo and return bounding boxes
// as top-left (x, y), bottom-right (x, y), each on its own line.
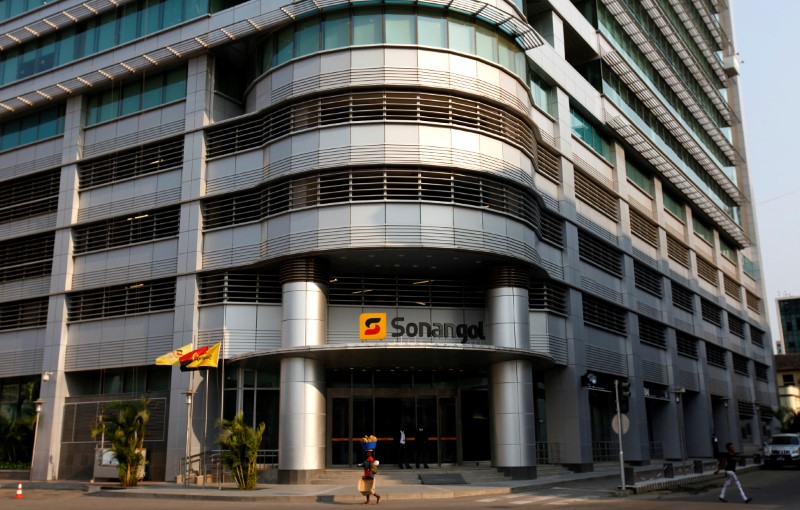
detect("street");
top-left (1, 469), bottom-right (795, 509)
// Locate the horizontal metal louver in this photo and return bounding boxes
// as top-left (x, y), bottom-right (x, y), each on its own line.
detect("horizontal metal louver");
top-left (574, 170), bottom-right (618, 221)
top-left (73, 205), bottom-right (180, 254)
top-left (0, 297), bottom-right (49, 331)
top-left (78, 137), bottom-right (184, 189)
top-left (0, 169), bottom-right (60, 225)
top-left (671, 283), bottom-right (695, 312)
top-left (327, 276), bottom-right (484, 308)
top-left (723, 274), bottom-right (741, 301)
top-left (578, 230), bottom-right (623, 278)
top-left (535, 144), bottom-right (560, 183)
top-left (582, 294), bottom-right (627, 335)
top-left (666, 234), bottom-right (690, 268)
top-left (206, 89), bottom-right (535, 159)
top-left (634, 261), bottom-right (663, 297)
top-left (728, 314), bottom-right (745, 338)
top-left (700, 298), bottom-right (722, 327)
top-left (198, 269), bottom-right (282, 305)
top-left (67, 278), bottom-right (176, 322)
top-left (529, 280), bottom-right (568, 316)
top-left (0, 231), bottom-right (54, 283)
top-left (629, 208), bottom-right (658, 247)
top-left (676, 330), bottom-right (698, 359)
top-left (696, 256), bottom-right (718, 286)
top-left (638, 316), bottom-right (666, 349)
top-left (706, 342), bottom-right (727, 368)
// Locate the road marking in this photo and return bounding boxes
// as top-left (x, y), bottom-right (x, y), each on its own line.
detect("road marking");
top-left (477, 494), bottom-right (524, 502)
top-left (510, 495), bottom-right (558, 504)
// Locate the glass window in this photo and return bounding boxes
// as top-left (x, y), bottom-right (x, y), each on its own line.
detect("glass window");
top-left (448, 17), bottom-right (475, 54)
top-left (353, 8), bottom-right (382, 45)
top-left (19, 115), bottom-right (38, 146)
top-left (142, 74), bottom-right (164, 109)
top-left (324, 10), bottom-right (350, 49)
top-left (529, 72), bottom-right (551, 114)
top-left (118, 4), bottom-right (140, 44)
top-left (498, 37), bottom-right (516, 74)
top-left (98, 90), bottom-right (118, 124)
top-left (720, 238), bottom-right (736, 262)
top-left (418, 11), bottom-right (446, 48)
top-left (663, 191), bottom-right (685, 221)
top-left (385, 8), bottom-right (415, 44)
top-left (164, 68), bottom-right (186, 102)
top-left (56, 27), bottom-right (76, 66)
top-left (274, 26), bottom-right (294, 66)
top-left (295, 18), bottom-right (320, 57)
top-left (143, 1), bottom-right (161, 34)
top-left (37, 107), bottom-right (60, 139)
top-left (475, 25), bottom-right (497, 62)
top-left (95, 12), bottom-right (116, 52)
top-left (121, 81), bottom-right (142, 116)
top-left (626, 161), bottom-right (654, 195)
top-left (693, 217), bottom-right (714, 244)
top-left (0, 119), bottom-right (19, 151)
top-left (163, 0), bottom-right (183, 28)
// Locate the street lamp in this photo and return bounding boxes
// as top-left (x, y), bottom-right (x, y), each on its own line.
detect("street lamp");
top-left (672, 388), bottom-right (687, 475)
top-left (183, 389), bottom-right (195, 488)
top-left (30, 399), bottom-right (44, 480)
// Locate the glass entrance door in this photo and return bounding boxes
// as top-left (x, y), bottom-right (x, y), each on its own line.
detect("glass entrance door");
top-left (330, 394), bottom-right (450, 466)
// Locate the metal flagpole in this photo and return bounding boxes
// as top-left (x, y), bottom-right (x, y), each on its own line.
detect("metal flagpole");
top-left (202, 371), bottom-right (209, 489)
top-left (218, 329), bottom-right (225, 489)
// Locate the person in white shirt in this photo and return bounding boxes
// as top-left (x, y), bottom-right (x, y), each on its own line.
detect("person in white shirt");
top-left (396, 425), bottom-right (411, 469)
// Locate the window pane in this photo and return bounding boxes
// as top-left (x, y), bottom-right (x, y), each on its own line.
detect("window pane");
top-left (163, 0), bottom-right (183, 28)
top-left (95, 12), bottom-right (116, 52)
top-left (121, 81), bottom-right (142, 116)
top-left (142, 75), bottom-right (163, 109)
top-left (418, 11), bottom-right (446, 47)
top-left (295, 18), bottom-right (320, 57)
top-left (475, 25), bottom-right (497, 62)
top-left (448, 17), bottom-right (475, 54)
top-left (0, 119), bottom-right (20, 151)
top-left (98, 89), bottom-right (118, 123)
top-left (118, 4), bottom-right (140, 44)
top-left (324, 10), bottom-right (350, 49)
top-left (164, 68), bottom-right (187, 102)
top-left (385, 8), bottom-right (415, 44)
top-left (498, 37), bottom-right (515, 72)
top-left (38, 108), bottom-right (60, 138)
top-left (56, 27), bottom-right (76, 67)
top-left (19, 115), bottom-right (37, 145)
top-left (143, 1), bottom-right (161, 34)
top-left (353, 9), bottom-right (382, 45)
top-left (274, 26), bottom-right (294, 66)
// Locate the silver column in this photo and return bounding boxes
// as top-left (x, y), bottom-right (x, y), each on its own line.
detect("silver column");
top-left (486, 267), bottom-right (536, 478)
top-left (278, 259), bottom-right (328, 483)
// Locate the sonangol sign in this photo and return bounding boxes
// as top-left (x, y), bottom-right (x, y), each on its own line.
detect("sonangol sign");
top-left (359, 313), bottom-right (485, 343)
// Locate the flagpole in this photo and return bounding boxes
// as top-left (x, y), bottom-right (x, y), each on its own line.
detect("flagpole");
top-left (202, 370), bottom-right (209, 489)
top-left (218, 334), bottom-right (224, 490)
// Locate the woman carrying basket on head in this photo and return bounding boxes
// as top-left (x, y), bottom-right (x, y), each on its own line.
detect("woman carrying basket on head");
top-left (357, 435), bottom-right (381, 505)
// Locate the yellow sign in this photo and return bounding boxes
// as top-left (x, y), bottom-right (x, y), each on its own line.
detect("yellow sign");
top-left (359, 313), bottom-right (386, 341)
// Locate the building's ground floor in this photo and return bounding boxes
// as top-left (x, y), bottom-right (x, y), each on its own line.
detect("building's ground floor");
top-left (25, 355), bottom-right (774, 483)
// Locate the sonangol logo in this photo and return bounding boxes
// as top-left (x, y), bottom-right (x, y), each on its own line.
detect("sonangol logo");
top-left (359, 313), bottom-right (387, 341)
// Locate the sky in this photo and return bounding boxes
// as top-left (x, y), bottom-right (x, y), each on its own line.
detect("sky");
top-left (730, 0), bottom-right (800, 351)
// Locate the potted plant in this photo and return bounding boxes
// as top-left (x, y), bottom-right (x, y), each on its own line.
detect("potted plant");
top-left (91, 398), bottom-right (150, 486)
top-left (217, 411), bottom-right (265, 489)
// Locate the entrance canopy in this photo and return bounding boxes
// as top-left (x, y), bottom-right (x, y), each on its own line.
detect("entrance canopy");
top-left (230, 342), bottom-right (555, 371)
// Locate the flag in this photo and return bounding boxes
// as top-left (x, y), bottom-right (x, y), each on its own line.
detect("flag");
top-left (179, 342), bottom-right (221, 371)
top-left (155, 343), bottom-right (194, 366)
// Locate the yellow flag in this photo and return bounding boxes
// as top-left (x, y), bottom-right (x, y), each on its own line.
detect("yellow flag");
top-left (155, 343), bottom-right (193, 366)
top-left (181, 342), bottom-right (221, 371)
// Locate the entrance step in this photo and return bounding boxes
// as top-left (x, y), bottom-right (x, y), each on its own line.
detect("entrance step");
top-left (310, 464), bottom-right (571, 485)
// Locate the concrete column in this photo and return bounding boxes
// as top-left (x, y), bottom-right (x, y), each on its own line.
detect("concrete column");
top-left (278, 258), bottom-right (328, 483)
top-left (486, 266), bottom-right (536, 479)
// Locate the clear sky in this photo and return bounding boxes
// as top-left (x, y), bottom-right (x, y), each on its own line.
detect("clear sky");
top-left (731, 0), bottom-right (800, 351)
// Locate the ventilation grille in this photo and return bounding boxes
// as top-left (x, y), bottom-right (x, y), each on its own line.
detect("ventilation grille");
top-left (0, 347), bottom-right (43, 377)
top-left (529, 280), bottom-right (568, 316)
top-left (671, 283), bottom-right (695, 312)
top-left (0, 169), bottom-right (60, 225)
top-left (583, 294), bottom-right (627, 336)
top-left (754, 363), bottom-right (769, 382)
top-left (67, 278), bottom-right (176, 322)
top-left (678, 369), bottom-right (700, 391)
top-left (327, 276), bottom-right (485, 308)
top-left (666, 234), bottom-right (690, 268)
top-left (73, 205), bottom-right (180, 254)
top-left (638, 316), bottom-right (666, 349)
top-left (630, 208), bottom-right (658, 247)
top-left (750, 327), bottom-right (764, 348)
top-left (634, 261), bottom-right (662, 297)
top-left (535, 144), bottom-right (560, 183)
top-left (0, 231), bottom-right (54, 283)
top-left (206, 89), bottom-right (535, 159)
top-left (574, 170), bottom-right (618, 221)
top-left (281, 258), bottom-right (329, 285)
top-left (696, 256), bottom-right (718, 286)
top-left (723, 275), bottom-right (741, 301)
top-left (706, 342), bottom-right (727, 368)
top-left (578, 230), bottom-right (623, 277)
top-left (585, 344), bottom-right (628, 376)
top-left (488, 266), bottom-right (529, 289)
top-left (728, 314), bottom-right (745, 338)
top-left (641, 359), bottom-right (668, 384)
top-left (745, 290), bottom-right (761, 314)
top-left (732, 353), bottom-right (749, 376)
top-left (676, 330), bottom-right (698, 359)
top-left (203, 167), bottom-right (541, 233)
top-left (78, 137), bottom-right (183, 189)
top-left (700, 298), bottom-right (722, 327)
top-left (539, 210), bottom-right (564, 248)
top-left (198, 269), bottom-right (282, 305)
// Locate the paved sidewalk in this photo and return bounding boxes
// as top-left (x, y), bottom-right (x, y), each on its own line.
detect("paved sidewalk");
top-left (2, 461), bottom-right (763, 503)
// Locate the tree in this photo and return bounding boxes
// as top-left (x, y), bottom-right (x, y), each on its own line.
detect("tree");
top-left (217, 411), bottom-right (265, 490)
top-left (0, 381), bottom-right (37, 466)
top-left (775, 406), bottom-right (800, 433)
top-left (91, 398), bottom-right (150, 486)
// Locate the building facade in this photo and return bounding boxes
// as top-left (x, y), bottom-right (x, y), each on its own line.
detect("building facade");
top-left (776, 296), bottom-right (800, 354)
top-left (0, 0), bottom-right (776, 482)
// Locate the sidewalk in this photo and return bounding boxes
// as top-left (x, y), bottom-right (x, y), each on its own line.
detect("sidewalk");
top-left (2, 461), bottom-right (763, 503)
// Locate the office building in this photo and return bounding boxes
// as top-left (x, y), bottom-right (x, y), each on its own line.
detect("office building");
top-left (777, 296), bottom-right (800, 354)
top-left (0, 0), bottom-right (776, 482)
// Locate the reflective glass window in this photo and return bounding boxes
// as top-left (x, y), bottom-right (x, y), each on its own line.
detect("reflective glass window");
top-left (274, 27), bottom-right (294, 66)
top-left (418, 11), bottom-right (446, 47)
top-left (475, 25), bottom-right (497, 62)
top-left (295, 18), bottom-right (321, 57)
top-left (324, 11), bottom-right (351, 49)
top-left (385, 8), bottom-right (415, 44)
top-left (448, 17), bottom-right (475, 54)
top-left (353, 8), bottom-right (383, 45)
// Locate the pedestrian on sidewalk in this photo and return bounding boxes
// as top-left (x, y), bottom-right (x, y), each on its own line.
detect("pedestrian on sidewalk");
top-left (396, 424), bottom-right (412, 469)
top-left (714, 442), bottom-right (751, 503)
top-left (358, 449), bottom-right (381, 505)
top-left (414, 426), bottom-right (429, 469)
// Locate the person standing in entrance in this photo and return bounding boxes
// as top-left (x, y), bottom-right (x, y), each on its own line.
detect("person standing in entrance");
top-left (714, 442), bottom-right (751, 503)
top-left (414, 426), bottom-right (429, 468)
top-left (396, 425), bottom-right (411, 469)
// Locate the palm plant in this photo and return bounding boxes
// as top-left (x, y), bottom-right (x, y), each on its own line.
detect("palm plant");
top-left (91, 398), bottom-right (150, 486)
top-left (217, 411), bottom-right (265, 489)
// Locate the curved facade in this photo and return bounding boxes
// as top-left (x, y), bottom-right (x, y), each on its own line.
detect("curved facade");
top-left (0, 0), bottom-right (776, 483)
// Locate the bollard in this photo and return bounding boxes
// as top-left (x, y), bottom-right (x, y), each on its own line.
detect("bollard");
top-left (693, 460), bottom-right (703, 473)
top-left (663, 462), bottom-right (674, 478)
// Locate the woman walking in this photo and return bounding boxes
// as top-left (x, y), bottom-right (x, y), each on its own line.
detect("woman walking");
top-left (715, 442), bottom-right (752, 503)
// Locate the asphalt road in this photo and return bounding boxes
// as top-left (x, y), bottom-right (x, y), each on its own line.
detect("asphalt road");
top-left (1, 468), bottom-right (797, 509)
